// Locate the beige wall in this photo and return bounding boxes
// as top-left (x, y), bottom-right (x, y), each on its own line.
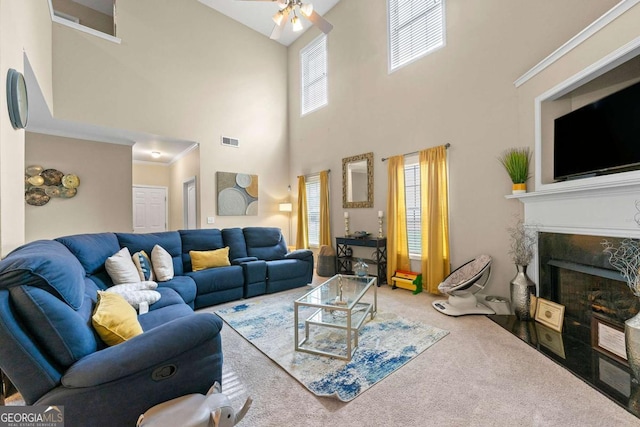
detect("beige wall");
top-left (518, 4), bottom-right (640, 190)
top-left (52, 0), bottom-right (113, 35)
top-left (0, 0), bottom-right (53, 255)
top-left (51, 0), bottom-right (290, 233)
top-left (287, 0), bottom-right (619, 296)
top-left (25, 133), bottom-right (132, 240)
top-left (133, 162), bottom-right (170, 188)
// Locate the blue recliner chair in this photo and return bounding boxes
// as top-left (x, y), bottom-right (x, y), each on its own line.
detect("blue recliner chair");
top-left (242, 227), bottom-right (314, 294)
top-left (0, 239), bottom-right (223, 427)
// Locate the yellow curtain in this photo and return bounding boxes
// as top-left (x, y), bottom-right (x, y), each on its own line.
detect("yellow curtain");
top-left (386, 155), bottom-right (410, 284)
top-left (319, 170), bottom-right (331, 247)
top-left (420, 145), bottom-right (451, 294)
top-left (296, 175), bottom-right (309, 249)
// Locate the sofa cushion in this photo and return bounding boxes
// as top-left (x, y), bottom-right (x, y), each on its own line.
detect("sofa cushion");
top-left (190, 248), bottom-right (231, 271)
top-left (56, 233), bottom-right (120, 275)
top-left (116, 232), bottom-right (183, 276)
top-left (185, 265), bottom-right (244, 295)
top-left (138, 303), bottom-right (195, 331)
top-left (92, 291), bottom-right (143, 346)
top-left (221, 228), bottom-right (249, 261)
top-left (157, 276), bottom-right (197, 307)
top-left (152, 245), bottom-right (174, 281)
top-left (0, 240), bottom-right (85, 309)
top-left (10, 285), bottom-right (98, 367)
top-left (148, 287), bottom-right (186, 310)
top-left (266, 259), bottom-right (310, 281)
top-left (243, 227), bottom-right (287, 261)
top-left (179, 229), bottom-right (225, 272)
top-left (105, 247), bottom-right (141, 284)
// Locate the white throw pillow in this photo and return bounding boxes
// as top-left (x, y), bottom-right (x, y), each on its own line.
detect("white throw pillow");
top-left (108, 281), bottom-right (158, 293)
top-left (105, 286), bottom-right (161, 310)
top-left (151, 245), bottom-right (174, 282)
top-left (105, 248), bottom-right (142, 285)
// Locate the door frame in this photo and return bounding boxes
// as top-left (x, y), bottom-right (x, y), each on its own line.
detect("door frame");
top-left (182, 176), bottom-right (197, 229)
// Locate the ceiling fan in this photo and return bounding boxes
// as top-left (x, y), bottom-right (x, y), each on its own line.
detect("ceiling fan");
top-left (240, 0), bottom-right (333, 40)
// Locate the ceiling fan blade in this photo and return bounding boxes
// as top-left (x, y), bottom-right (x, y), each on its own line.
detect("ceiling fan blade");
top-left (270, 8), bottom-right (289, 40)
top-left (303, 10), bottom-right (333, 34)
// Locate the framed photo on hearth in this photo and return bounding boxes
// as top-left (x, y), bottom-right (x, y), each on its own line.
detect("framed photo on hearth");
top-left (534, 298), bottom-right (565, 332)
top-left (591, 313), bottom-right (628, 366)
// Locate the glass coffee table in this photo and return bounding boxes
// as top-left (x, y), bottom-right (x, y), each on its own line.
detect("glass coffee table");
top-left (294, 274), bottom-right (377, 360)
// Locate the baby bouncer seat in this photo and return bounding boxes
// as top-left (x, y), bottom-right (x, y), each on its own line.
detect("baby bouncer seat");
top-left (432, 254), bottom-right (495, 316)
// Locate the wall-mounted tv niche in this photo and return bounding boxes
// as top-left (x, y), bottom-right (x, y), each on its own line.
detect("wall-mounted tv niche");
top-left (553, 80), bottom-right (640, 181)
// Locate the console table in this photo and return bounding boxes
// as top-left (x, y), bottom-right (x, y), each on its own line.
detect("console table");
top-left (335, 236), bottom-right (387, 285)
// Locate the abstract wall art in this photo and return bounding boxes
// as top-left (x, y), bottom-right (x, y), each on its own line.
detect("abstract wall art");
top-left (216, 171), bottom-right (258, 216)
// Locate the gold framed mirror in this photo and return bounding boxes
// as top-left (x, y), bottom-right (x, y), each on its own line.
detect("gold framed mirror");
top-left (342, 152), bottom-right (373, 208)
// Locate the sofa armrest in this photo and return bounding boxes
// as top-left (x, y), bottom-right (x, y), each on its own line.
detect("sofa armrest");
top-left (62, 313), bottom-right (222, 388)
top-left (231, 256), bottom-right (259, 265)
top-left (285, 249), bottom-right (313, 260)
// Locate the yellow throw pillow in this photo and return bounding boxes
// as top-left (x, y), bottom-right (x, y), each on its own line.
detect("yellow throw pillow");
top-left (92, 291), bottom-right (143, 346)
top-left (190, 247), bottom-right (231, 272)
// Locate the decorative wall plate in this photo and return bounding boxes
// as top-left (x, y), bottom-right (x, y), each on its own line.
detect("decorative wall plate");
top-left (44, 186), bottom-right (61, 198)
top-left (27, 175), bottom-right (44, 186)
top-left (41, 169), bottom-right (64, 186)
top-left (62, 174), bottom-right (80, 189)
top-left (25, 165), bottom-right (43, 176)
top-left (59, 187), bottom-right (77, 198)
top-left (25, 188), bottom-right (50, 206)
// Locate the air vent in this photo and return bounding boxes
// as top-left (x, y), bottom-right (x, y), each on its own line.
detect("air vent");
top-left (221, 136), bottom-right (239, 148)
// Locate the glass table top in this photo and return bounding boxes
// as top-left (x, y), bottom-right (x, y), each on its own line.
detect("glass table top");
top-left (296, 274), bottom-right (376, 309)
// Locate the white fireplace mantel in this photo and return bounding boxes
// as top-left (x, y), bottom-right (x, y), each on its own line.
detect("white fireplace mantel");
top-left (507, 180), bottom-right (640, 288)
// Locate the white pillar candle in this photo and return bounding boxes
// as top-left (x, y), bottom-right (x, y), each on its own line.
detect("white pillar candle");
top-left (378, 211), bottom-right (384, 218)
top-left (344, 212), bottom-right (349, 218)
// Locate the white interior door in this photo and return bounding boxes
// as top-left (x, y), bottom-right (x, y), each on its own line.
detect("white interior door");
top-left (133, 186), bottom-right (167, 233)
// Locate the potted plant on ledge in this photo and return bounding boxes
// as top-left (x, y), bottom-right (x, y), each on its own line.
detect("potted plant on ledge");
top-left (498, 147), bottom-right (531, 194)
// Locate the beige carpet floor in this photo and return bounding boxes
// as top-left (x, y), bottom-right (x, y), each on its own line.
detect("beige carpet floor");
top-left (201, 274), bottom-right (640, 427)
top-left (4, 275), bottom-right (638, 426)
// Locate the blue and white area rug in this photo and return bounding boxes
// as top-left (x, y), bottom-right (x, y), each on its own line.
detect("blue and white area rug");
top-left (215, 291), bottom-right (449, 401)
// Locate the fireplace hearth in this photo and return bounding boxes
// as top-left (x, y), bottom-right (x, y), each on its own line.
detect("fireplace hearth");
top-left (490, 232), bottom-right (640, 419)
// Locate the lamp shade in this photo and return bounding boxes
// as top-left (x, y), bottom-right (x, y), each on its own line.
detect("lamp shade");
top-left (279, 203), bottom-right (293, 212)
top-left (291, 15), bottom-right (303, 32)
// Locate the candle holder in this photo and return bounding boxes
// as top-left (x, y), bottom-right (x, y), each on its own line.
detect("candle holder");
top-left (345, 217), bottom-right (350, 236)
top-left (378, 217), bottom-right (383, 238)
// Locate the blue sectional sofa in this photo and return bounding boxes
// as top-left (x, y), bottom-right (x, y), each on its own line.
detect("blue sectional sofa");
top-left (0, 227), bottom-right (313, 427)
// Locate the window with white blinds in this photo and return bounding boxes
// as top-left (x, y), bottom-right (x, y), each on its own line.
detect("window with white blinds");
top-left (388, 0), bottom-right (445, 72)
top-left (306, 175), bottom-right (321, 247)
top-left (300, 34), bottom-right (328, 116)
top-left (404, 162), bottom-right (421, 256)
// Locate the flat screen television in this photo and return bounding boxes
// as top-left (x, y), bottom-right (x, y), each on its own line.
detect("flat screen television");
top-left (553, 79), bottom-right (640, 181)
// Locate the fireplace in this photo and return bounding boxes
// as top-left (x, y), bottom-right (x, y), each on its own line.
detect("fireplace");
top-left (538, 232), bottom-right (640, 346)
top-left (490, 232), bottom-right (640, 417)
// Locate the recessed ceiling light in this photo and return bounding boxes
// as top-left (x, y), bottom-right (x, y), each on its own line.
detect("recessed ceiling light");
top-left (151, 151), bottom-right (161, 159)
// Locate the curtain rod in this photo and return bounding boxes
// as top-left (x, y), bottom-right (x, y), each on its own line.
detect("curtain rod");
top-left (381, 143), bottom-right (451, 162)
top-left (297, 169), bottom-right (330, 178)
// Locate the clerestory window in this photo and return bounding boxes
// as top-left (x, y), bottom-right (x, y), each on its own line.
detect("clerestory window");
top-left (388, 0), bottom-right (446, 72)
top-left (301, 34), bottom-right (328, 116)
